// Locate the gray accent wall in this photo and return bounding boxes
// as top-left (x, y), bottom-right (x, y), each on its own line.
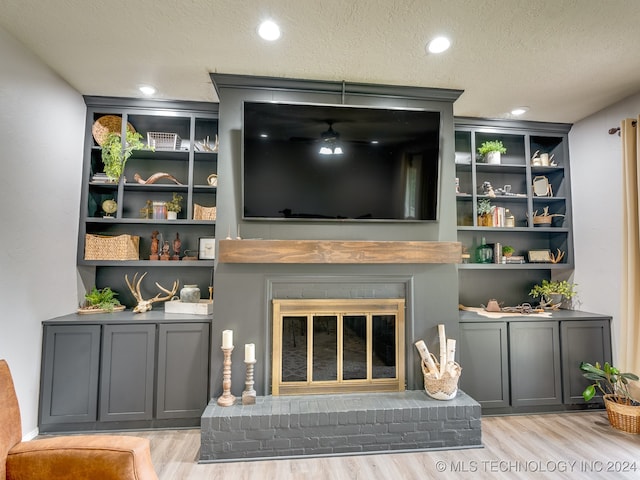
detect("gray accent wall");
top-left (209, 74), bottom-right (462, 397)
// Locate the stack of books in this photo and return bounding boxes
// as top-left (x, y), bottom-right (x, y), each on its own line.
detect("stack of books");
top-left (503, 255), bottom-right (526, 264)
top-left (91, 172), bottom-right (109, 183)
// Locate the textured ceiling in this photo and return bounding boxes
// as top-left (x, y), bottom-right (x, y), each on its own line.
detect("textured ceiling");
top-left (1, 0), bottom-right (639, 123)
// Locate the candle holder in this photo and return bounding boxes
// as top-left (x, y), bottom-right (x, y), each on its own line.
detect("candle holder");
top-left (217, 346), bottom-right (236, 407)
top-left (242, 360), bottom-right (257, 405)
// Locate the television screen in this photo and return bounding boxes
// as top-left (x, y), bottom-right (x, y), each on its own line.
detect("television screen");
top-left (242, 101), bottom-right (441, 221)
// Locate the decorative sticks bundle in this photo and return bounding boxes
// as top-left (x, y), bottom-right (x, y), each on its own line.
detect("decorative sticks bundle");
top-left (414, 324), bottom-right (459, 378)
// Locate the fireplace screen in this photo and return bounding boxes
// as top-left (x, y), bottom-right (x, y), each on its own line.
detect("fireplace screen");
top-left (272, 299), bottom-right (405, 395)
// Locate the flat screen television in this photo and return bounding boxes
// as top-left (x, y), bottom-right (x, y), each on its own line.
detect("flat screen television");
top-left (242, 101), bottom-right (441, 221)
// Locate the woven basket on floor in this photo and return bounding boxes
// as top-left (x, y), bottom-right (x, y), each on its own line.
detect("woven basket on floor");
top-left (603, 394), bottom-right (640, 434)
top-left (84, 234), bottom-right (140, 261)
top-left (421, 359), bottom-right (461, 400)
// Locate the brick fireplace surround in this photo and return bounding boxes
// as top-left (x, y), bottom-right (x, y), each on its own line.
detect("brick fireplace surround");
top-left (199, 241), bottom-right (481, 462)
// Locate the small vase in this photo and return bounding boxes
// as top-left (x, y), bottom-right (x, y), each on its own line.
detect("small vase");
top-left (167, 211), bottom-right (178, 220)
top-left (180, 285), bottom-right (201, 303)
top-left (485, 151), bottom-right (501, 164)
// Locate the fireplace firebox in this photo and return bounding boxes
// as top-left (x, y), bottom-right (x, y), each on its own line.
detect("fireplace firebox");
top-left (272, 299), bottom-right (405, 395)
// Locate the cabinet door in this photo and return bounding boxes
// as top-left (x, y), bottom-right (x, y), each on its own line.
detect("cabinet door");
top-left (561, 319), bottom-right (612, 404)
top-left (40, 325), bottom-right (100, 426)
top-left (459, 322), bottom-right (509, 408)
top-left (156, 322), bottom-right (210, 419)
top-left (100, 324), bottom-right (156, 422)
top-left (510, 321), bottom-right (562, 407)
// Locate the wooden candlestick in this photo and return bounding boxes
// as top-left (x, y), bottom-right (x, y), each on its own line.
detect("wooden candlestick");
top-left (217, 346), bottom-right (236, 407)
top-left (242, 360), bottom-right (256, 405)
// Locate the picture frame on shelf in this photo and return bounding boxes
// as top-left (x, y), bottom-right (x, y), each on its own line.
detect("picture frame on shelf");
top-left (199, 237), bottom-right (216, 260)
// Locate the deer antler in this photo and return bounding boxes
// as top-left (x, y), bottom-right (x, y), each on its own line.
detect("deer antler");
top-left (125, 272), bottom-right (179, 313)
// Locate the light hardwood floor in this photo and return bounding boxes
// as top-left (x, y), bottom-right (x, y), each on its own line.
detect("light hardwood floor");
top-left (125, 411), bottom-right (640, 479)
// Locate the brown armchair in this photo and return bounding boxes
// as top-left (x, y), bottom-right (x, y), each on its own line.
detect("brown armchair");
top-left (1, 359), bottom-right (158, 480)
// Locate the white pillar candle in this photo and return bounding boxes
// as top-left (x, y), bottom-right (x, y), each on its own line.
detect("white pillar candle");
top-left (222, 330), bottom-right (233, 348)
top-left (245, 343), bottom-right (255, 362)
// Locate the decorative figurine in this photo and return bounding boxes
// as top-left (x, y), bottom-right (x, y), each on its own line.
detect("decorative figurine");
top-left (160, 240), bottom-right (171, 261)
top-left (172, 233), bottom-right (181, 261)
top-left (150, 231), bottom-right (159, 260)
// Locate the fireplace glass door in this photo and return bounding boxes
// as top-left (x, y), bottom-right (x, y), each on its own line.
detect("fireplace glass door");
top-left (272, 299), bottom-right (405, 395)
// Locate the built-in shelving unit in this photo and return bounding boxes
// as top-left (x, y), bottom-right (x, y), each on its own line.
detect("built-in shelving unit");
top-left (79, 96), bottom-right (219, 308)
top-left (454, 117), bottom-right (573, 306)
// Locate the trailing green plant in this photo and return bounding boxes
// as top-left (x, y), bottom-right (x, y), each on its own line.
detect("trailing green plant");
top-left (529, 279), bottom-right (577, 301)
top-left (477, 140), bottom-right (507, 156)
top-left (83, 286), bottom-right (121, 311)
top-left (580, 361), bottom-right (639, 405)
top-left (101, 130), bottom-right (149, 181)
top-left (477, 198), bottom-right (492, 216)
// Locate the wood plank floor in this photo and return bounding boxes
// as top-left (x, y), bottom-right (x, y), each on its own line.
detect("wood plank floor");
top-left (124, 411), bottom-right (640, 479)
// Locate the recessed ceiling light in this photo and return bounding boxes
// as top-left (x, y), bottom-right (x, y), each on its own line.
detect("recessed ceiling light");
top-left (427, 36), bottom-right (451, 54)
top-left (139, 85), bottom-right (156, 96)
top-left (258, 20), bottom-right (281, 41)
top-left (511, 107), bottom-right (529, 116)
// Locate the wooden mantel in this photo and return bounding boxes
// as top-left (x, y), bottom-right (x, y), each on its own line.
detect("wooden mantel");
top-left (217, 240), bottom-right (461, 264)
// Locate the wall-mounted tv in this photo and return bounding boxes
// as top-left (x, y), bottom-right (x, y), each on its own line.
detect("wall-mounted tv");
top-left (242, 101), bottom-right (441, 221)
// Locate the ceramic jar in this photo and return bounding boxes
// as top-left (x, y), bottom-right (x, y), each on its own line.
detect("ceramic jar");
top-left (180, 285), bottom-right (201, 303)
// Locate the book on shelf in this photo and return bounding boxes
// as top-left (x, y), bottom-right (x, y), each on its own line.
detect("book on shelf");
top-left (503, 255), bottom-right (526, 264)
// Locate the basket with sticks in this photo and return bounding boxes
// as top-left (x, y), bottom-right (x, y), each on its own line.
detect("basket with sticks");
top-left (415, 324), bottom-right (462, 400)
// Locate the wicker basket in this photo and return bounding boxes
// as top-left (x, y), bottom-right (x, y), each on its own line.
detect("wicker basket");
top-left (193, 204), bottom-right (217, 221)
top-left (147, 132), bottom-right (182, 150)
top-left (84, 234), bottom-right (140, 261)
top-left (421, 359), bottom-right (461, 400)
top-left (604, 394), bottom-right (640, 434)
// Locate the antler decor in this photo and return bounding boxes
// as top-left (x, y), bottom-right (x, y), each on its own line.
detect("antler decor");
top-left (125, 272), bottom-right (179, 313)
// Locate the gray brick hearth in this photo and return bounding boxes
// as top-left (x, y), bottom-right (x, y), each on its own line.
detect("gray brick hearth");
top-left (199, 391), bottom-right (482, 462)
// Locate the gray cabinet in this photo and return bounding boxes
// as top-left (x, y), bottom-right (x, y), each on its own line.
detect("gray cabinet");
top-left (39, 325), bottom-right (101, 425)
top-left (156, 322), bottom-right (210, 419)
top-left (459, 311), bottom-right (612, 413)
top-left (39, 312), bottom-right (211, 433)
top-left (459, 322), bottom-right (509, 408)
top-left (509, 321), bottom-right (562, 407)
top-left (561, 319), bottom-right (612, 404)
top-left (100, 324), bottom-right (156, 422)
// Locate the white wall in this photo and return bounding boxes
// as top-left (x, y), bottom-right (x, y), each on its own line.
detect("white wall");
top-left (570, 90), bottom-right (640, 364)
top-left (0, 26), bottom-right (85, 438)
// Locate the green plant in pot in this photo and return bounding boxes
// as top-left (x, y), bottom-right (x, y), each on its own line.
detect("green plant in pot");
top-left (101, 130), bottom-right (148, 182)
top-left (166, 192), bottom-right (183, 220)
top-left (477, 140), bottom-right (507, 165)
top-left (502, 245), bottom-right (515, 257)
top-left (80, 286), bottom-right (122, 312)
top-left (477, 198), bottom-right (492, 227)
top-left (580, 361), bottom-right (639, 433)
top-left (529, 279), bottom-right (577, 309)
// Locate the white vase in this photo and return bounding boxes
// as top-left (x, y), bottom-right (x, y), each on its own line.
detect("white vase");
top-left (167, 211), bottom-right (178, 220)
top-left (485, 151), bottom-right (501, 164)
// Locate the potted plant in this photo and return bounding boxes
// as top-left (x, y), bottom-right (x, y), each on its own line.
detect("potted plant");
top-left (580, 361), bottom-right (640, 433)
top-left (502, 245), bottom-right (515, 257)
top-left (477, 198), bottom-right (492, 226)
top-left (166, 192), bottom-right (183, 220)
top-left (529, 279), bottom-right (577, 308)
top-left (101, 130), bottom-right (148, 182)
top-left (477, 140), bottom-right (507, 165)
top-left (78, 286), bottom-right (124, 313)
